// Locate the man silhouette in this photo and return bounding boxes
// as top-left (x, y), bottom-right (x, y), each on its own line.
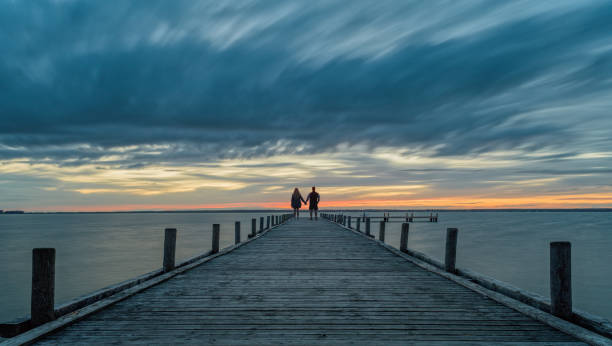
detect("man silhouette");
top-left (305, 186), bottom-right (320, 220)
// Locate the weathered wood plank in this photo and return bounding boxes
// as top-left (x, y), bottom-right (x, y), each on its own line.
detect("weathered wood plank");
top-left (22, 219), bottom-right (600, 345)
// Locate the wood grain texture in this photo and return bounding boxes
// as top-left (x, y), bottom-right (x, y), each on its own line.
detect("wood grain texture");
top-left (34, 219), bottom-right (584, 345)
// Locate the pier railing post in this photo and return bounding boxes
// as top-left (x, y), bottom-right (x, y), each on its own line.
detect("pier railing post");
top-left (550, 241), bottom-right (572, 319)
top-left (356, 217), bottom-right (361, 232)
top-left (365, 218), bottom-right (371, 237)
top-left (267, 216), bottom-right (270, 229)
top-left (235, 221), bottom-right (241, 244)
top-left (445, 228), bottom-right (458, 273)
top-left (212, 224), bottom-right (220, 254)
top-left (348, 216), bottom-right (352, 228)
top-left (379, 221), bottom-right (385, 242)
top-left (259, 217), bottom-right (264, 233)
top-left (31, 248), bottom-right (55, 327)
top-left (400, 223), bottom-right (409, 252)
top-left (163, 228), bottom-right (177, 273)
top-left (249, 218), bottom-right (256, 238)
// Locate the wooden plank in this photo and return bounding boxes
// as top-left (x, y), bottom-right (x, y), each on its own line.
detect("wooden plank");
top-left (11, 219), bottom-right (601, 345)
top-left (3, 221), bottom-right (282, 345)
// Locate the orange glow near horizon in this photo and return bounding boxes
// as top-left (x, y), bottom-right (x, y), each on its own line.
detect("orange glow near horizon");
top-left (29, 192), bottom-right (612, 212)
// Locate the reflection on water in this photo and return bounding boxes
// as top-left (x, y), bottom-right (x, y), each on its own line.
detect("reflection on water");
top-left (1, 211), bottom-right (611, 322)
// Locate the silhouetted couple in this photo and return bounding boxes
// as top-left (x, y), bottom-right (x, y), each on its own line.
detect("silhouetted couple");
top-left (291, 186), bottom-right (320, 220)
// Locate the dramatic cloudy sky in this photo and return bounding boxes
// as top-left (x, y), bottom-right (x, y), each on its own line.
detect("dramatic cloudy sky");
top-left (1, 0), bottom-right (612, 211)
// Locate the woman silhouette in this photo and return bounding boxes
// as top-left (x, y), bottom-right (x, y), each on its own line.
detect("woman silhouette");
top-left (291, 188), bottom-right (306, 219)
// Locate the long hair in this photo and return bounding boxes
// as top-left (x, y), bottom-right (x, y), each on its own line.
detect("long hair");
top-left (292, 188), bottom-right (301, 198)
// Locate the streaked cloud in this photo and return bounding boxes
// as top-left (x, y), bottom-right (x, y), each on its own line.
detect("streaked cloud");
top-left (1, 0), bottom-right (612, 210)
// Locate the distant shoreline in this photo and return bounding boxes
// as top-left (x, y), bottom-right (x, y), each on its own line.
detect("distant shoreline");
top-left (4, 208), bottom-right (612, 214)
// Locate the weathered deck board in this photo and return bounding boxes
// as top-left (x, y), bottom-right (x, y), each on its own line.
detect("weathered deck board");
top-left (35, 219), bottom-right (583, 345)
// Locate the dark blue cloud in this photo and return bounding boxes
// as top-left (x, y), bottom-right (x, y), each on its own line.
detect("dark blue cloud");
top-left (1, 0), bottom-right (611, 163)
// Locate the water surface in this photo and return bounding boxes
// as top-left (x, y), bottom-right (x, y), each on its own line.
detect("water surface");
top-left (1, 211), bottom-right (611, 322)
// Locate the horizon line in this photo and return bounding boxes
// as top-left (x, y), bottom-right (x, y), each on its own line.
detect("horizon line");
top-left (7, 207), bottom-right (612, 214)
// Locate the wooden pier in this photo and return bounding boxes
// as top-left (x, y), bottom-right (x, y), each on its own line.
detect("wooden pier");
top-left (3, 215), bottom-right (612, 345)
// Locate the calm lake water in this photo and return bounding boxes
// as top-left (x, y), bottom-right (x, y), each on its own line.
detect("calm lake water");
top-left (0, 211), bottom-right (611, 323)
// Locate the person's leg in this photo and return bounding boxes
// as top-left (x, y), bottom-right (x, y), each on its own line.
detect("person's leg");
top-left (297, 208), bottom-right (299, 219)
top-left (314, 209), bottom-right (318, 220)
top-left (309, 208), bottom-right (313, 220)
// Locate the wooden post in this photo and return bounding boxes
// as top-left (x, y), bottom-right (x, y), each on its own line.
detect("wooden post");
top-left (348, 216), bottom-right (352, 228)
top-left (400, 223), bottom-right (409, 252)
top-left (259, 217), bottom-right (264, 233)
top-left (31, 248), bottom-right (55, 326)
top-left (266, 215), bottom-right (270, 229)
top-left (356, 217), bottom-right (361, 231)
top-left (212, 224), bottom-right (220, 254)
top-left (379, 221), bottom-right (385, 242)
top-left (235, 221), bottom-right (241, 244)
top-left (249, 218), bottom-right (256, 238)
top-left (163, 228), bottom-right (177, 272)
top-left (275, 215), bottom-right (278, 224)
top-left (366, 217), bottom-right (371, 237)
top-left (550, 241), bottom-right (572, 319)
top-left (445, 228), bottom-right (458, 273)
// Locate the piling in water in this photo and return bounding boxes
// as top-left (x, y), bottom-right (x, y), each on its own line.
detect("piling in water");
top-left (163, 228), bottom-right (177, 273)
top-left (400, 223), bottom-right (409, 252)
top-left (31, 248), bottom-right (55, 327)
top-left (235, 222), bottom-right (241, 244)
top-left (445, 228), bottom-right (458, 273)
top-left (212, 224), bottom-right (220, 254)
top-left (550, 241), bottom-right (572, 320)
